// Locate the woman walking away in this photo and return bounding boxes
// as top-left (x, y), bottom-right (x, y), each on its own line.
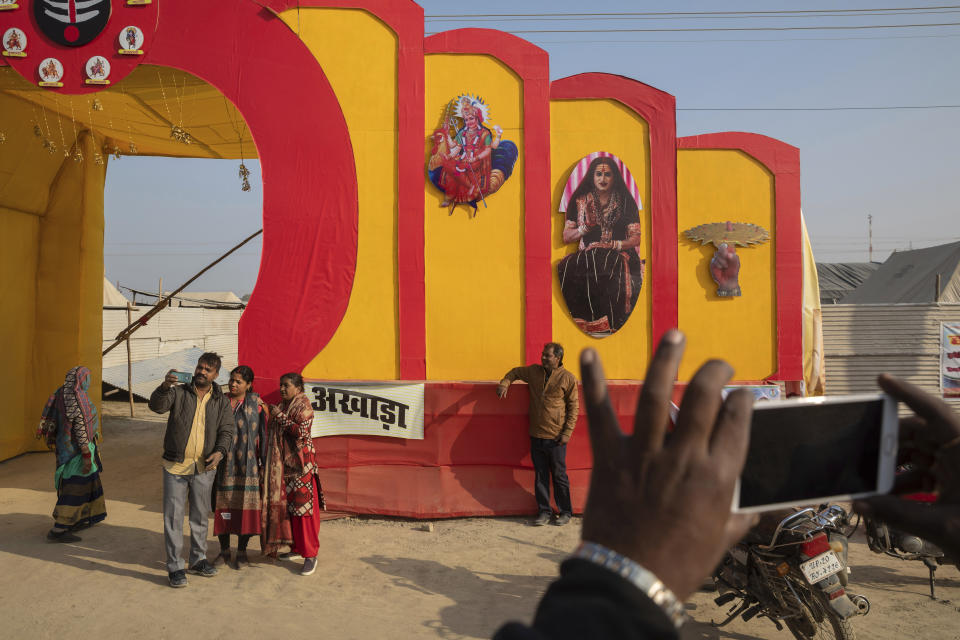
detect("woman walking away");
top-left (36, 366), bottom-right (106, 542)
top-left (261, 372), bottom-right (325, 576)
top-left (213, 365), bottom-right (267, 569)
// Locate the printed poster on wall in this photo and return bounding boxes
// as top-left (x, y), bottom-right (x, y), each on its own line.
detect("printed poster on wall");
top-left (557, 151), bottom-right (644, 337)
top-left (941, 323), bottom-right (960, 398)
top-left (306, 381), bottom-right (425, 439)
top-left (426, 93), bottom-right (518, 215)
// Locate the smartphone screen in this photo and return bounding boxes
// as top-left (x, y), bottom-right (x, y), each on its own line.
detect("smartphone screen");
top-left (737, 395), bottom-right (893, 511)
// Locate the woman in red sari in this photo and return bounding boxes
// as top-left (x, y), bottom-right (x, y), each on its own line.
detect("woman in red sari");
top-left (261, 372), bottom-right (324, 576)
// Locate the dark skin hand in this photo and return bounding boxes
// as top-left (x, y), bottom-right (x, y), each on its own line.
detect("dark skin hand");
top-left (579, 329), bottom-right (757, 601)
top-left (855, 374), bottom-right (960, 562)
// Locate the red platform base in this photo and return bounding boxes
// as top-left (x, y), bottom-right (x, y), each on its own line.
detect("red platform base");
top-left (313, 381), bottom-right (663, 518)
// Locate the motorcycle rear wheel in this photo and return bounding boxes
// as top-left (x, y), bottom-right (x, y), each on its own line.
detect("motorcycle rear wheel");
top-left (784, 586), bottom-right (856, 640)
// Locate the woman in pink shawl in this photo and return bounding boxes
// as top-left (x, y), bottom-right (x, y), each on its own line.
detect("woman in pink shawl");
top-left (36, 366), bottom-right (106, 542)
top-left (261, 372), bottom-right (325, 576)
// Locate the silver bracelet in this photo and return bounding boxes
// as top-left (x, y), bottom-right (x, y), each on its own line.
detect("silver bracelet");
top-left (571, 541), bottom-right (687, 629)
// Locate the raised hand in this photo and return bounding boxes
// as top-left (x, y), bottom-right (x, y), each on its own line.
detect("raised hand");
top-left (578, 329), bottom-right (757, 600)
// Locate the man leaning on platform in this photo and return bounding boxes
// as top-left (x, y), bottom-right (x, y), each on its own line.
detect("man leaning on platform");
top-left (497, 343), bottom-right (579, 526)
top-left (150, 352), bottom-right (236, 588)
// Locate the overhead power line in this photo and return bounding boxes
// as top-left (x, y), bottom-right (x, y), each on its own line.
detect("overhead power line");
top-left (677, 105), bottom-right (960, 111)
top-left (425, 6), bottom-right (960, 19)
top-left (427, 9), bottom-right (960, 22)
top-left (525, 33), bottom-right (960, 44)
top-left (426, 22), bottom-right (960, 35)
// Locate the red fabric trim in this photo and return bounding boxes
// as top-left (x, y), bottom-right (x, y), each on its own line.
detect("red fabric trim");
top-left (266, 1), bottom-right (427, 379)
top-left (550, 73), bottom-right (679, 349)
top-left (135, 3), bottom-right (360, 388)
top-left (425, 29), bottom-right (553, 364)
top-left (677, 133), bottom-right (803, 381)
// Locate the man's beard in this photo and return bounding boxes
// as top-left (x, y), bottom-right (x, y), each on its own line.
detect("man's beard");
top-left (193, 374), bottom-right (211, 388)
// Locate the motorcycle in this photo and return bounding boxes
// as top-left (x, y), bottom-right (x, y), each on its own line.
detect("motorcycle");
top-left (862, 495), bottom-right (954, 600)
top-left (712, 504), bottom-right (870, 639)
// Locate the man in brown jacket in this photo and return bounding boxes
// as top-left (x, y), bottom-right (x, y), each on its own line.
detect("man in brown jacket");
top-left (497, 342), bottom-right (579, 526)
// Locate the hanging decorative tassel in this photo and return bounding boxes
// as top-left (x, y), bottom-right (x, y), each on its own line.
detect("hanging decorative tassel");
top-left (0, 132), bottom-right (6, 144)
top-left (92, 97), bottom-right (104, 111)
top-left (239, 163), bottom-right (251, 191)
top-left (170, 124), bottom-right (192, 144)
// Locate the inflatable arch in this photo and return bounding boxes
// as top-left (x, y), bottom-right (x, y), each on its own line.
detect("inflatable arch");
top-left (0, 1), bottom-right (813, 516)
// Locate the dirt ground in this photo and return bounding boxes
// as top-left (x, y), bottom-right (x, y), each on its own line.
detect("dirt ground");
top-left (1, 404), bottom-right (958, 640)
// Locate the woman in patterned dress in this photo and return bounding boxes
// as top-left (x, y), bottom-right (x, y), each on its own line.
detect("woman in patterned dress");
top-left (36, 366), bottom-right (106, 542)
top-left (261, 372), bottom-right (324, 576)
top-left (212, 365), bottom-right (266, 569)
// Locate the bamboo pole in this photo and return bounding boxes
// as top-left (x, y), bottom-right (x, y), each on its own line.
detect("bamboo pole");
top-left (126, 302), bottom-right (134, 417)
top-left (102, 229), bottom-right (262, 356)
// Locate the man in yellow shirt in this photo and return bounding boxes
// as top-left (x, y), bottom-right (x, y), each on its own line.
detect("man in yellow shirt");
top-left (497, 343), bottom-right (579, 526)
top-left (150, 352), bottom-right (236, 588)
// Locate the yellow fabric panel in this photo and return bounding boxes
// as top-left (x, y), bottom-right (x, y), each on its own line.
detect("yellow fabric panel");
top-left (283, 8), bottom-right (400, 380)
top-left (0, 206), bottom-right (41, 459)
top-left (801, 215), bottom-right (826, 395)
top-left (0, 85), bottom-right (81, 216)
top-left (549, 99), bottom-right (652, 379)
top-left (424, 54), bottom-right (524, 380)
top-left (33, 132), bottom-right (106, 444)
top-left (0, 66), bottom-right (255, 161)
top-left (677, 149), bottom-right (776, 381)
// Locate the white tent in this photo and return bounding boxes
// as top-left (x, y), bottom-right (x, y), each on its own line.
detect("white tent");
top-left (103, 278), bottom-right (130, 307)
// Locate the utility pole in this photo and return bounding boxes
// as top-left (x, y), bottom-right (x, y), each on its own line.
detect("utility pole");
top-left (868, 214), bottom-right (873, 262)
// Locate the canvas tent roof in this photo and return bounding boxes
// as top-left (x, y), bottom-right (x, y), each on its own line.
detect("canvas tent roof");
top-left (840, 241), bottom-right (960, 304)
top-left (817, 263), bottom-right (881, 304)
top-left (103, 278), bottom-right (130, 307)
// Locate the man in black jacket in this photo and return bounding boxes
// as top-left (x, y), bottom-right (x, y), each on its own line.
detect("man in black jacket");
top-left (149, 352), bottom-right (236, 588)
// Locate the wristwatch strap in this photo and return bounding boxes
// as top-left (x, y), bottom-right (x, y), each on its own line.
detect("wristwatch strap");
top-left (572, 541), bottom-right (687, 629)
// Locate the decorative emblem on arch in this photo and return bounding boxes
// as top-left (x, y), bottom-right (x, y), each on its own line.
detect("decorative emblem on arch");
top-left (34, 0), bottom-right (112, 47)
top-left (683, 221), bottom-right (770, 297)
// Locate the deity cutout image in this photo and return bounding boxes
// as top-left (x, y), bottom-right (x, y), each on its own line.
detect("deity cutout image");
top-left (683, 221), bottom-right (770, 297)
top-left (426, 94), bottom-right (518, 216)
top-left (557, 152), bottom-right (645, 337)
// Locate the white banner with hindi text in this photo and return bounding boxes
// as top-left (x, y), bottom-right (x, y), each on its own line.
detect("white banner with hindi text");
top-left (306, 381), bottom-right (425, 439)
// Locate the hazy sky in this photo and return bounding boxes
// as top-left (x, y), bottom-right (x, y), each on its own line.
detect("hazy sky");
top-left (104, 0), bottom-right (960, 296)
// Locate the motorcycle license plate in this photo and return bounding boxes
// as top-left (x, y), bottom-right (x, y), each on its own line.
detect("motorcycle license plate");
top-left (800, 551), bottom-right (843, 584)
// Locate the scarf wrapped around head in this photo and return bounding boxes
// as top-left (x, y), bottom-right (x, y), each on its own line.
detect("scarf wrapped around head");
top-left (37, 366), bottom-right (99, 449)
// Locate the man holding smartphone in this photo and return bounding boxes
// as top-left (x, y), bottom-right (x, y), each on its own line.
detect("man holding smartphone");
top-left (149, 352), bottom-right (235, 588)
top-left (497, 343), bottom-right (579, 526)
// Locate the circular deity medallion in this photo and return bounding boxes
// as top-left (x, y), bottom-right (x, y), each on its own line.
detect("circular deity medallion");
top-left (118, 25), bottom-right (144, 52)
top-left (37, 57), bottom-right (64, 85)
top-left (85, 55), bottom-right (111, 83)
top-left (3, 28), bottom-right (27, 56)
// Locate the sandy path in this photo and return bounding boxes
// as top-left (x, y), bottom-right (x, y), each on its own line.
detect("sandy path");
top-left (0, 409), bottom-right (957, 639)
